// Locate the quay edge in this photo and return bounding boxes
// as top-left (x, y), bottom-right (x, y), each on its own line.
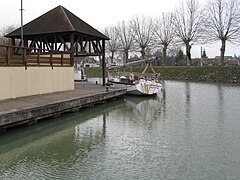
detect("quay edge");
top-left (0, 89), bottom-right (126, 132)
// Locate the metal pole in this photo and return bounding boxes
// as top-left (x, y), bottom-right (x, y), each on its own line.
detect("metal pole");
top-left (102, 40), bottom-right (106, 86)
top-left (20, 0), bottom-right (24, 47)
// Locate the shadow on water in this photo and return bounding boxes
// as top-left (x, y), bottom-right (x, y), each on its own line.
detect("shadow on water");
top-left (0, 98), bottom-right (124, 163)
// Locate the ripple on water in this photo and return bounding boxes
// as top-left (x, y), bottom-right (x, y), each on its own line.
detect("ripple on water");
top-left (1, 81), bottom-right (240, 179)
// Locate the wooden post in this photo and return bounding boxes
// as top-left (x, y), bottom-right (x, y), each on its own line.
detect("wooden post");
top-left (54, 35), bottom-right (57, 50)
top-left (23, 48), bottom-right (27, 70)
top-left (50, 51), bottom-right (53, 69)
top-left (7, 46), bottom-right (11, 65)
top-left (102, 40), bottom-right (106, 86)
top-left (89, 39), bottom-right (91, 53)
top-left (70, 33), bottom-right (74, 66)
top-left (11, 38), bottom-right (16, 54)
top-left (61, 52), bottom-right (64, 66)
top-left (37, 50), bottom-right (40, 65)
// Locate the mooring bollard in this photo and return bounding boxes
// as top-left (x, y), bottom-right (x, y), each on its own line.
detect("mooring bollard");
top-left (106, 86), bottom-right (109, 92)
top-left (96, 81), bottom-right (98, 85)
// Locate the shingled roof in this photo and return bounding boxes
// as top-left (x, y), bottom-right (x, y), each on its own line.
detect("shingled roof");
top-left (6, 5), bottom-right (109, 40)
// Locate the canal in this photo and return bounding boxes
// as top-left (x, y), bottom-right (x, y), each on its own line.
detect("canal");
top-left (0, 80), bottom-right (240, 179)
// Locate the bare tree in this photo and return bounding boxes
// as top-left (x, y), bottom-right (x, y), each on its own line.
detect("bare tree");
top-left (0, 25), bottom-right (18, 45)
top-left (173, 0), bottom-right (203, 66)
top-left (116, 20), bottom-right (134, 64)
top-left (0, 25), bottom-right (18, 56)
top-left (131, 15), bottom-right (154, 59)
top-left (104, 26), bottom-right (119, 63)
top-left (154, 13), bottom-right (175, 66)
top-left (204, 0), bottom-right (240, 65)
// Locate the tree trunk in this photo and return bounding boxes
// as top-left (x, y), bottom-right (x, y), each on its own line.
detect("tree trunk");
top-left (162, 45), bottom-right (167, 66)
top-left (124, 50), bottom-right (129, 64)
top-left (220, 39), bottom-right (226, 65)
top-left (186, 42), bottom-right (191, 66)
top-left (111, 51), bottom-right (114, 63)
top-left (140, 47), bottom-right (146, 59)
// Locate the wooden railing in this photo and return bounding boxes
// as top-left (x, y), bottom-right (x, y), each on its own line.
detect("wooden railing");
top-left (0, 45), bottom-right (71, 68)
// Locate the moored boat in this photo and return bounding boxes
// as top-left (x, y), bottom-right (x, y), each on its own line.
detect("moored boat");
top-left (74, 67), bottom-right (87, 82)
top-left (107, 59), bottom-right (162, 95)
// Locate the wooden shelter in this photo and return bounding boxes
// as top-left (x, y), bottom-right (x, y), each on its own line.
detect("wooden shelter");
top-left (5, 5), bottom-right (109, 85)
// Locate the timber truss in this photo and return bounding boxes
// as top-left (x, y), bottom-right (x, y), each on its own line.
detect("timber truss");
top-left (11, 33), bottom-right (105, 57)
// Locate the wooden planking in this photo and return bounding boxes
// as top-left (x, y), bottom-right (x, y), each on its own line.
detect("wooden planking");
top-left (0, 45), bottom-right (71, 67)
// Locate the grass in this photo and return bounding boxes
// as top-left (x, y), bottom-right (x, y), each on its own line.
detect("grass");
top-left (85, 66), bottom-right (240, 84)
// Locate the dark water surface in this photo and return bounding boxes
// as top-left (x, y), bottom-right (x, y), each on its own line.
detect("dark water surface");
top-left (1, 80), bottom-right (240, 180)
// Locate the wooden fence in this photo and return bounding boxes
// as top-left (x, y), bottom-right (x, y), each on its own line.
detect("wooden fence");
top-left (0, 45), bottom-right (71, 68)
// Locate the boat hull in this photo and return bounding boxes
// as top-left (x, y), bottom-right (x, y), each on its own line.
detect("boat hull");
top-left (74, 69), bottom-right (87, 82)
top-left (107, 79), bottom-right (162, 96)
top-left (136, 79), bottom-right (162, 95)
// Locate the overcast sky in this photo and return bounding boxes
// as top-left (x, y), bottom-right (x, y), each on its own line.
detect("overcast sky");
top-left (0, 0), bottom-right (239, 58)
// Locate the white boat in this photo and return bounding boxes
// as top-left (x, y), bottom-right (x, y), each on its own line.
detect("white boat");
top-left (74, 67), bottom-right (87, 82)
top-left (107, 59), bottom-right (162, 95)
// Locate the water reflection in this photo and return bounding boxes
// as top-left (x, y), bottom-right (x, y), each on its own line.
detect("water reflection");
top-left (160, 81), bottom-right (167, 119)
top-left (217, 85), bottom-right (224, 122)
top-left (1, 81), bottom-right (240, 179)
top-left (0, 101), bottom-right (123, 179)
top-left (124, 95), bottom-right (160, 114)
top-left (124, 95), bottom-right (162, 131)
top-left (74, 115), bottom-right (106, 147)
top-left (184, 82), bottom-right (191, 123)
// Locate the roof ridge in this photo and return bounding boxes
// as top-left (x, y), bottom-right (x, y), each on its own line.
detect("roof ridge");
top-left (60, 6), bottom-right (75, 31)
top-left (5, 5), bottom-right (109, 40)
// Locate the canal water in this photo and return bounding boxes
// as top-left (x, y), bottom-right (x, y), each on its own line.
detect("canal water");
top-left (0, 80), bottom-right (240, 179)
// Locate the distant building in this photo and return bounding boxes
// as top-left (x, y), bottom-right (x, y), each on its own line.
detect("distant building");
top-left (201, 58), bottom-right (221, 66)
top-left (215, 56), bottom-right (234, 60)
top-left (105, 56), bottom-right (125, 67)
top-left (179, 56), bottom-right (239, 66)
top-left (224, 59), bottom-right (239, 66)
top-left (83, 57), bottom-right (100, 67)
top-left (192, 56), bottom-right (239, 66)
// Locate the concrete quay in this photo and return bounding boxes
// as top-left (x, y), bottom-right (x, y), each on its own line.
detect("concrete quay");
top-left (0, 82), bottom-right (126, 132)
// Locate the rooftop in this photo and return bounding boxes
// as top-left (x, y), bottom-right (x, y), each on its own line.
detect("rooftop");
top-left (6, 5), bottom-right (109, 40)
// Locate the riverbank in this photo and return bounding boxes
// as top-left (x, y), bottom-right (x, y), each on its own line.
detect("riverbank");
top-left (85, 66), bottom-right (240, 84)
top-left (159, 66), bottom-right (240, 83)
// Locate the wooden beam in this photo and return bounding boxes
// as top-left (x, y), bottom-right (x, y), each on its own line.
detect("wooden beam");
top-left (50, 51), bottom-right (53, 69)
top-left (55, 35), bottom-right (58, 50)
top-left (70, 33), bottom-right (74, 66)
top-left (98, 40), bottom-right (102, 53)
top-left (57, 43), bottom-right (63, 51)
top-left (92, 40), bottom-right (101, 54)
top-left (97, 40), bottom-right (102, 53)
top-left (23, 48), bottom-right (27, 70)
top-left (57, 35), bottom-right (70, 51)
top-left (89, 39), bottom-right (91, 53)
top-left (61, 52), bottom-right (64, 66)
top-left (7, 46), bottom-right (11, 65)
top-left (74, 36), bottom-right (81, 53)
top-left (43, 37), bottom-right (53, 51)
top-left (37, 50), bottom-right (40, 65)
top-left (82, 41), bottom-right (88, 52)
